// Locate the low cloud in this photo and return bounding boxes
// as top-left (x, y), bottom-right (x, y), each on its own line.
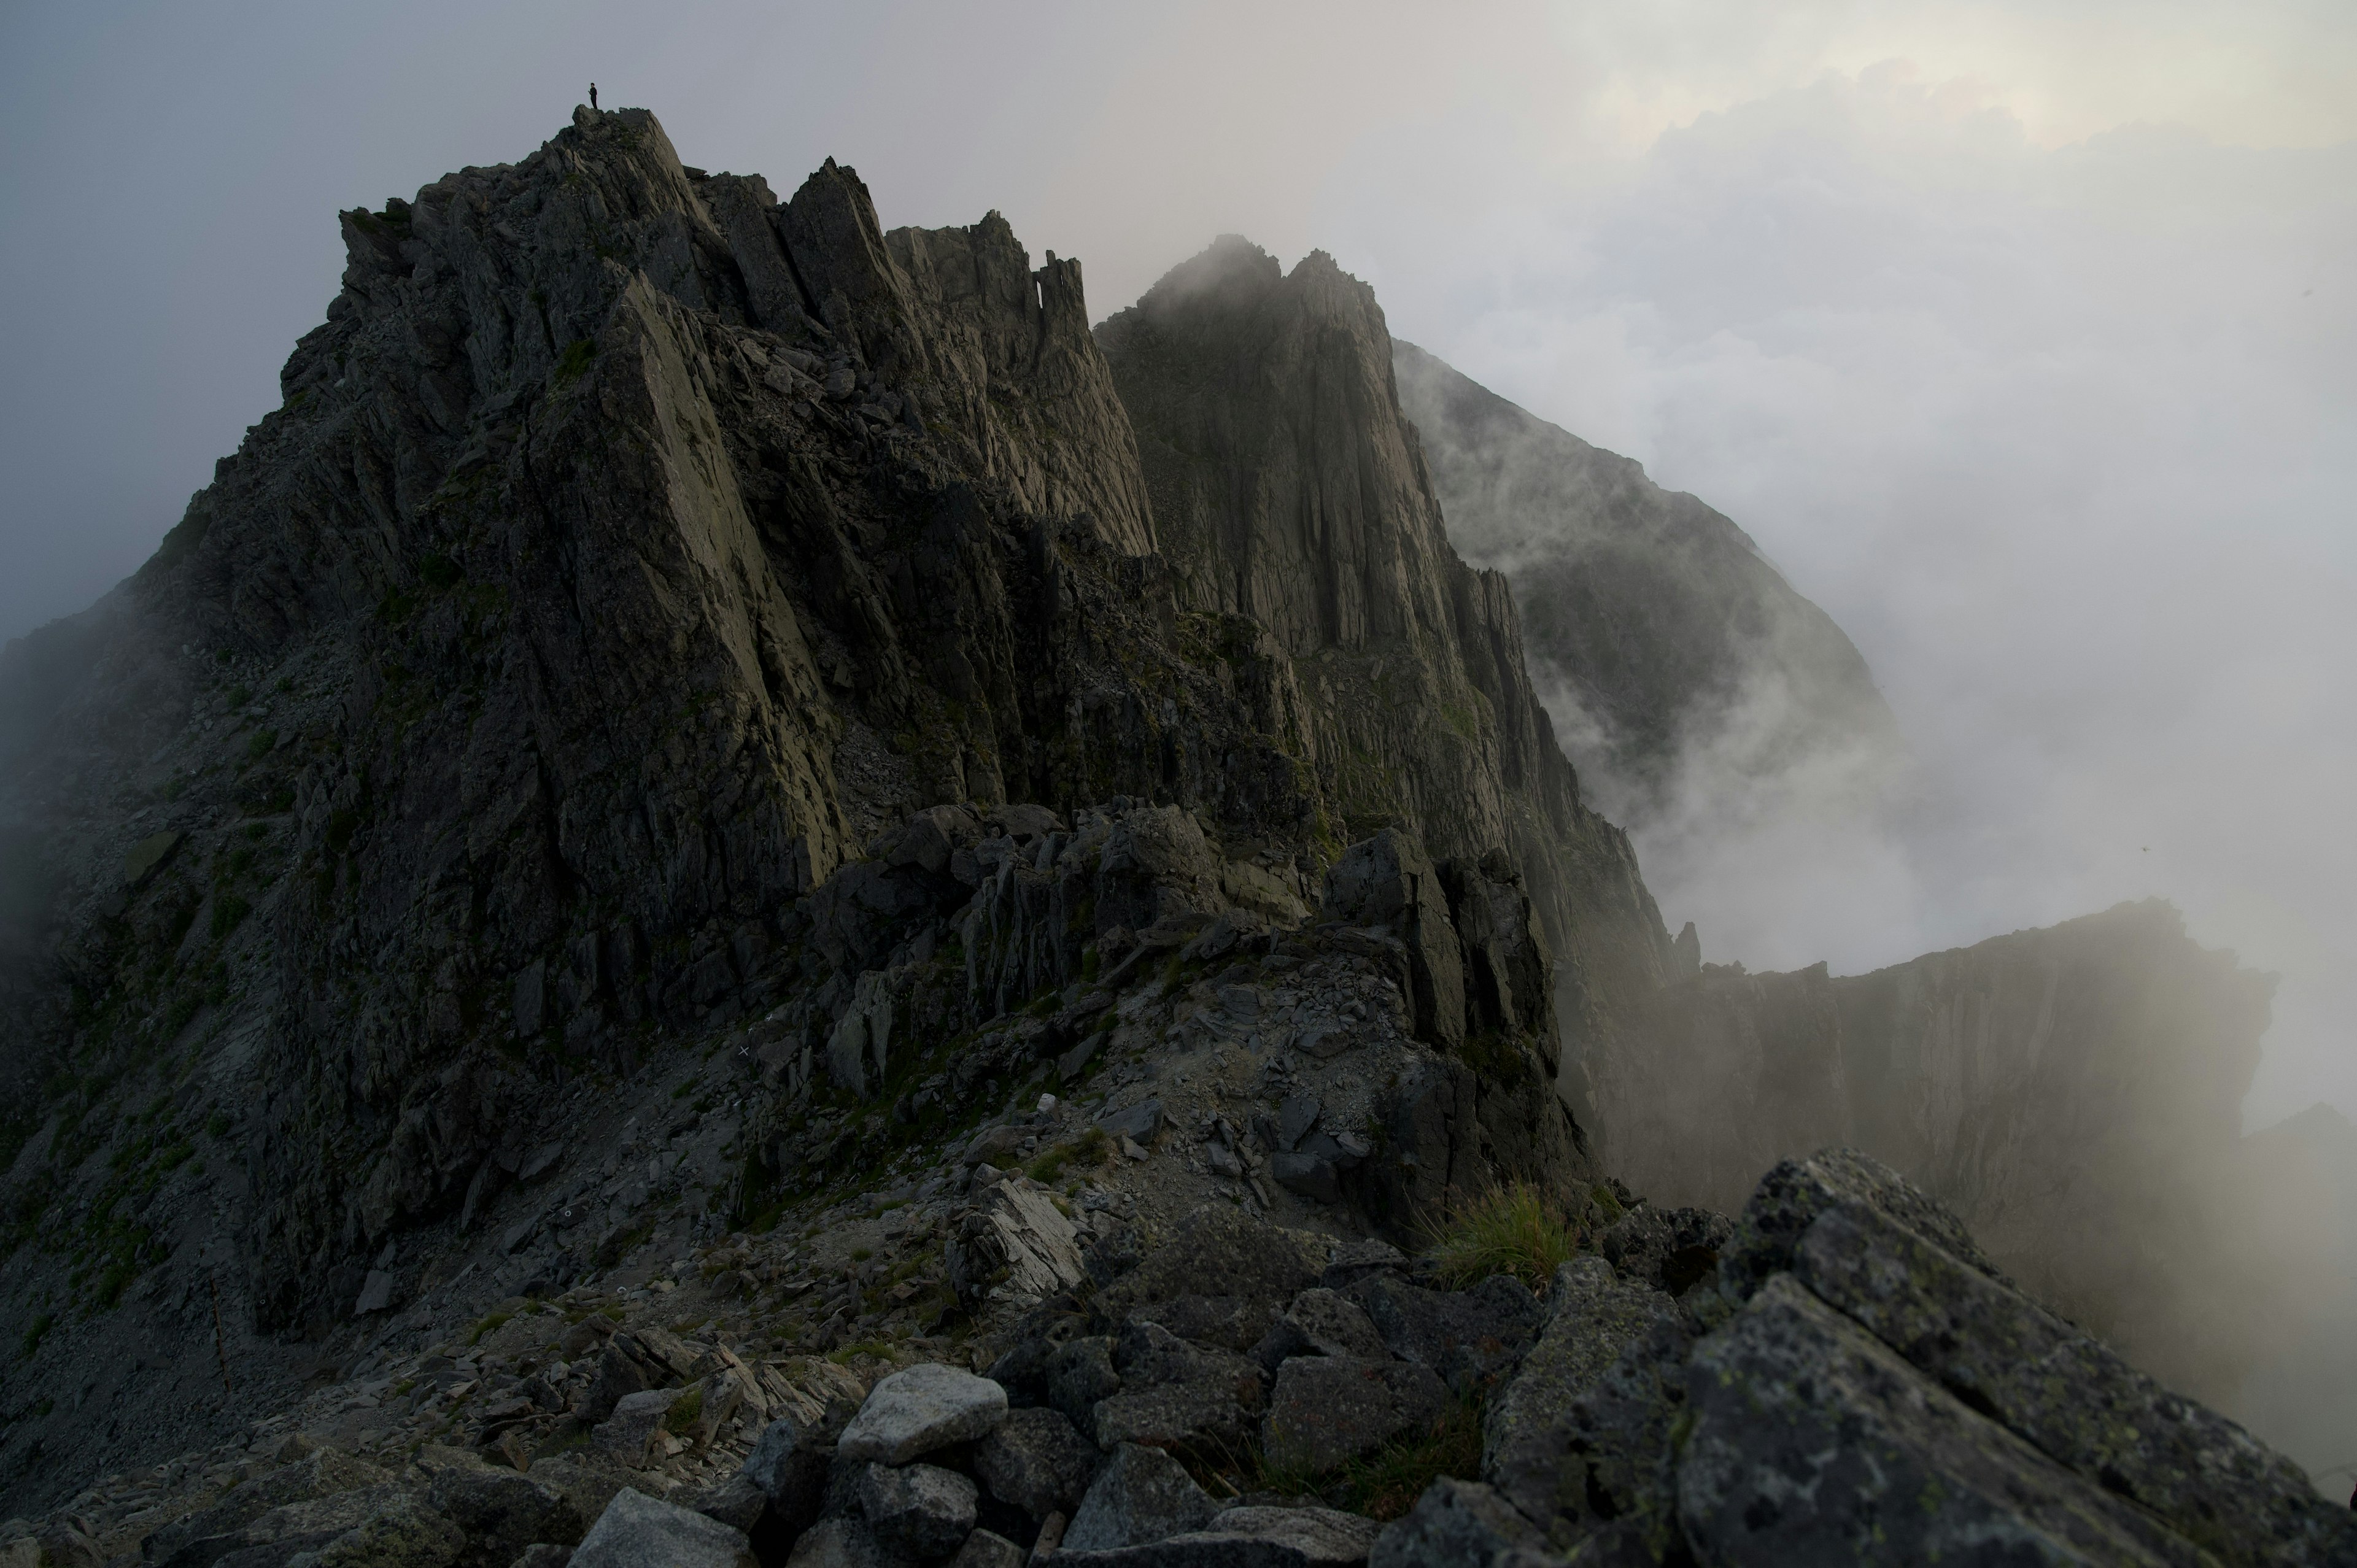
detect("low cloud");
top-left (1328, 63), bottom-right (2357, 1136)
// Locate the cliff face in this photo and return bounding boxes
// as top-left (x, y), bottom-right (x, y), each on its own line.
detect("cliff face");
top-left (1602, 900), bottom-right (2294, 1405)
top-left (1094, 239), bottom-right (1676, 1092)
top-left (1390, 341), bottom-right (1901, 812)
top-left (0, 110), bottom-right (1620, 1504)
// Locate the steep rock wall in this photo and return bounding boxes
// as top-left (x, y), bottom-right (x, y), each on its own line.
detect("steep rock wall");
top-left (1095, 238), bottom-right (1675, 1097)
top-left (1604, 899), bottom-right (2287, 1405)
top-left (1391, 341), bottom-right (1900, 806)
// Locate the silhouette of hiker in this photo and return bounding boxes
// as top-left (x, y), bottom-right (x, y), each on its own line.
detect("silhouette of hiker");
top-left (589, 82), bottom-right (598, 110)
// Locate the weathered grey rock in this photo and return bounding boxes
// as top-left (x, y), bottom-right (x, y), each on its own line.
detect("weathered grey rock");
top-left (686, 1476), bottom-right (768, 1535)
top-left (1261, 1355), bottom-right (1449, 1473)
top-left (1256, 1289), bottom-right (1386, 1365)
top-left (971, 1406), bottom-right (1100, 1518)
top-left (856, 1462), bottom-right (977, 1558)
top-left (145, 1453), bottom-right (392, 1565)
top-left (303, 1493), bottom-right (468, 1568)
top-left (1790, 1194), bottom-right (2354, 1567)
top-left (944, 1181), bottom-right (1087, 1304)
top-left (1053, 1506), bottom-right (1382, 1568)
top-left (1128, 1295), bottom-right (1280, 1354)
top-left (506, 1547), bottom-right (573, 1568)
top-left (570, 1489), bottom-right (754, 1568)
top-left (1062, 1444), bottom-right (1220, 1553)
top-left (1095, 1100), bottom-right (1166, 1147)
top-left (1045, 1337), bottom-right (1121, 1427)
top-left (1092, 1322), bottom-right (1266, 1450)
top-left (1595, 1206), bottom-right (1730, 1299)
top-left (742, 1397), bottom-right (859, 1530)
top-left (589, 1329), bottom-right (699, 1421)
top-left (1344, 1273), bottom-right (1538, 1392)
top-left (1368, 1478), bottom-right (1549, 1568)
top-left (780, 1517), bottom-right (882, 1568)
top-left (1269, 1151), bottom-right (1340, 1204)
top-left (592, 1387), bottom-right (682, 1467)
top-left (1320, 831), bottom-right (1465, 1050)
top-left (177, 1484), bottom-right (406, 1567)
top-left (945, 1529), bottom-right (1025, 1568)
top-left (836, 1363), bottom-right (1008, 1464)
top-left (426, 1467), bottom-right (586, 1568)
top-left (1318, 1240), bottom-right (1406, 1292)
top-left (1680, 1276), bottom-right (2210, 1566)
top-left (1480, 1256), bottom-right (1684, 1520)
top-left (1099, 1208), bottom-right (1324, 1324)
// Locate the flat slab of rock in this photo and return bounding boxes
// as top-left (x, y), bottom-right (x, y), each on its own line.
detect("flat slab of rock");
top-left (593, 1386), bottom-right (682, 1467)
top-left (1680, 1276), bottom-right (2212, 1566)
top-left (572, 1488), bottom-right (756, 1568)
top-left (1792, 1198), bottom-right (2351, 1568)
top-left (837, 1363), bottom-right (1008, 1464)
top-left (1054, 1505), bottom-right (1381, 1568)
top-left (1064, 1443), bottom-right (1221, 1552)
top-left (1262, 1356), bottom-right (1448, 1473)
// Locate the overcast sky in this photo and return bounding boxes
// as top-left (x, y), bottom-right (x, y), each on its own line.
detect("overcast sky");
top-left (4, 1), bottom-right (2350, 1126)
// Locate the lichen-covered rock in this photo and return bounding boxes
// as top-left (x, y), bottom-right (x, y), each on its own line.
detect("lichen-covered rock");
top-left (1480, 1256), bottom-right (1684, 1526)
top-left (946, 1529), bottom-right (1027, 1568)
top-left (593, 1388), bottom-right (683, 1467)
top-left (1680, 1275), bottom-right (2208, 1566)
top-left (1368, 1478), bottom-right (1549, 1568)
top-left (1090, 1321), bottom-right (1266, 1450)
top-left (302, 1491), bottom-right (468, 1568)
top-left (780, 1516), bottom-right (884, 1568)
top-left (1097, 1208), bottom-right (1325, 1324)
top-left (143, 1452), bottom-right (392, 1566)
top-left (1344, 1273), bottom-right (1538, 1394)
top-left (1252, 1288), bottom-right (1387, 1368)
top-left (971, 1407), bottom-right (1101, 1520)
top-left (1062, 1444), bottom-right (1220, 1553)
top-left (854, 1462), bottom-right (977, 1558)
top-left (1595, 1205), bottom-right (1731, 1299)
top-left (1044, 1335), bottom-right (1122, 1427)
top-left (1790, 1191), bottom-right (2349, 1567)
top-left (1262, 1355), bottom-right (1449, 1473)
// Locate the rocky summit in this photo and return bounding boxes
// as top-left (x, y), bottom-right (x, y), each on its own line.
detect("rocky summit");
top-left (0, 102), bottom-right (2345, 1566)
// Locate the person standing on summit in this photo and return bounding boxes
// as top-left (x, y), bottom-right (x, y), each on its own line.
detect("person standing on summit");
top-left (589, 82), bottom-right (598, 109)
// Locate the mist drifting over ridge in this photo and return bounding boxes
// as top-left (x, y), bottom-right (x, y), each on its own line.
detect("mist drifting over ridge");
top-left (1325, 61), bottom-right (2357, 1140)
top-left (1, 0), bottom-right (2351, 1505)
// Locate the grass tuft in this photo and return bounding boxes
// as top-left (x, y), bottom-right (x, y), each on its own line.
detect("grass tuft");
top-left (1423, 1180), bottom-right (1582, 1291)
